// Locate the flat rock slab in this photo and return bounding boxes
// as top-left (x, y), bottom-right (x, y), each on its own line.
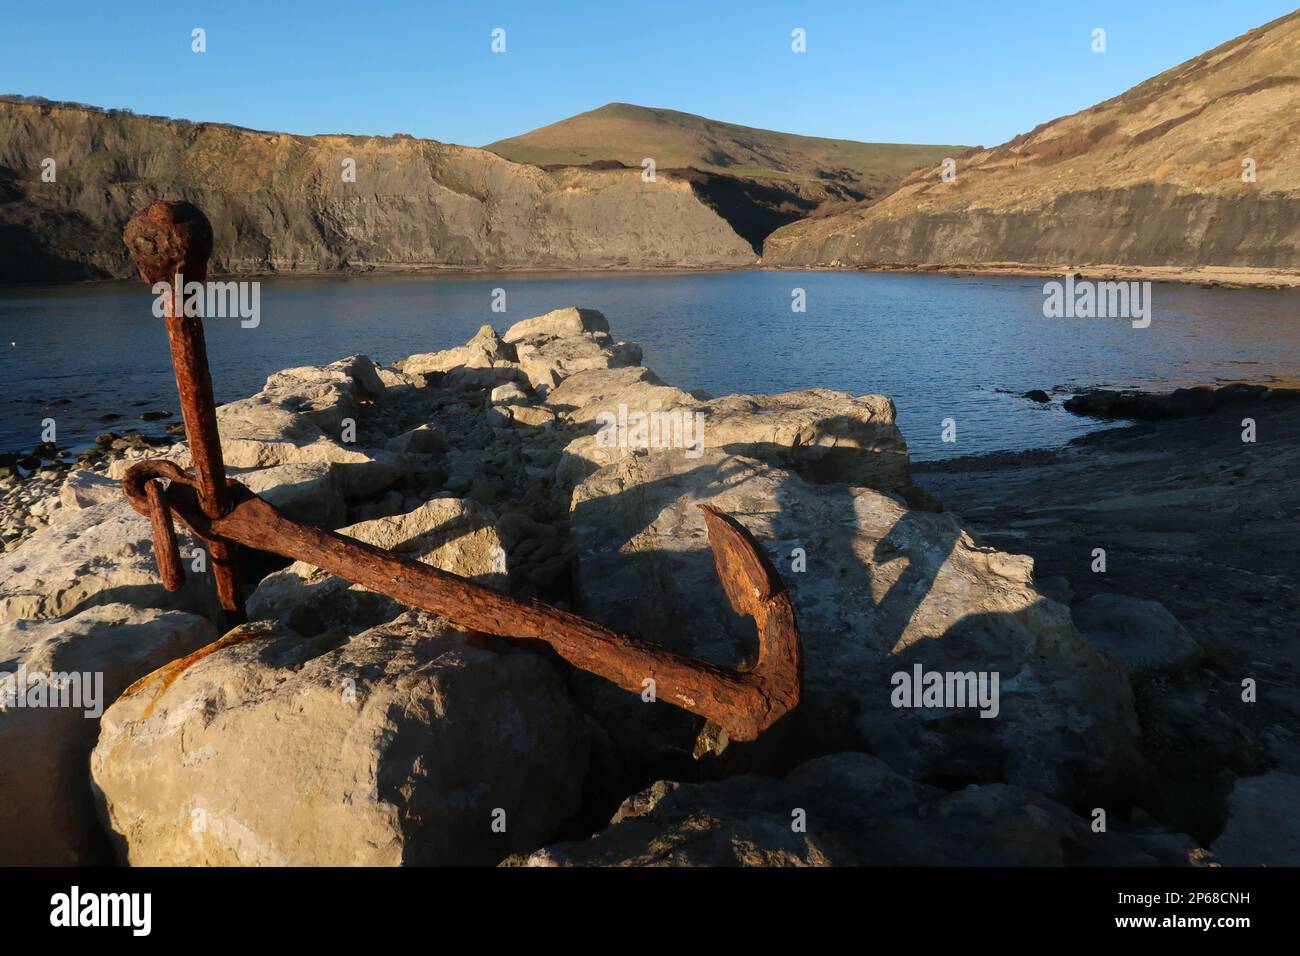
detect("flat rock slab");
top-left (59, 469), bottom-right (121, 511)
top-left (555, 383), bottom-right (915, 499)
top-left (0, 500), bottom-right (216, 624)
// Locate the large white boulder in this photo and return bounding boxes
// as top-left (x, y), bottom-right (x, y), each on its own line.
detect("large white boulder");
top-left (502, 307), bottom-right (610, 344)
top-left (0, 604), bottom-right (217, 864)
top-left (91, 612), bottom-right (591, 866)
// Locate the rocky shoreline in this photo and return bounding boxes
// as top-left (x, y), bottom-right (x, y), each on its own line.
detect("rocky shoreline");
top-left (917, 393), bottom-right (1300, 852)
top-left (758, 261), bottom-right (1300, 290)
top-left (1, 307), bottom-right (1294, 866)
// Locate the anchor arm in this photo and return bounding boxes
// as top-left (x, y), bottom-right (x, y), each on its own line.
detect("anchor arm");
top-left (124, 462), bottom-right (801, 741)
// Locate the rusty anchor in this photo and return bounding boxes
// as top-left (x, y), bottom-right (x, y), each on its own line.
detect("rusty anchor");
top-left (119, 200), bottom-right (801, 742)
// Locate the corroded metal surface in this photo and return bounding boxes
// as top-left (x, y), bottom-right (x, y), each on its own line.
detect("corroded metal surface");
top-left (143, 479), bottom-right (183, 593)
top-left (119, 201), bottom-right (801, 741)
top-left (123, 201), bottom-right (244, 622)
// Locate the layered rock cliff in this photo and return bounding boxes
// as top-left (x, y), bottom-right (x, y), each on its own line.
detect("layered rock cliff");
top-left (763, 11), bottom-right (1300, 271)
top-left (0, 100), bottom-right (754, 284)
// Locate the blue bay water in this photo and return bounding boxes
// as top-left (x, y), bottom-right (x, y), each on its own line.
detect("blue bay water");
top-left (1, 270), bottom-right (1297, 461)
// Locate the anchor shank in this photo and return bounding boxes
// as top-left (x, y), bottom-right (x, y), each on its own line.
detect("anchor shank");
top-left (163, 302), bottom-right (245, 620)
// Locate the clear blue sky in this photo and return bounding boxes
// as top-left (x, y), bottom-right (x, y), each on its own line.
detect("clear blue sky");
top-left (1, 0), bottom-right (1294, 148)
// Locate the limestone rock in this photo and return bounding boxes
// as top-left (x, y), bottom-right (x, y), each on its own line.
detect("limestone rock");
top-left (508, 753), bottom-right (1194, 867)
top-left (502, 315), bottom-right (642, 396)
top-left (703, 390), bottom-right (911, 491)
top-left (1211, 772), bottom-right (1300, 866)
top-left (502, 307), bottom-right (610, 344)
top-left (238, 461), bottom-right (347, 528)
top-left (0, 500), bottom-right (215, 624)
top-left (91, 612), bottom-right (591, 866)
top-left (490, 381), bottom-right (531, 405)
top-left (517, 337), bottom-right (642, 395)
top-left (403, 325), bottom-right (515, 375)
top-left (383, 424), bottom-right (447, 455)
top-left (1073, 594), bottom-right (1204, 678)
top-left (280, 353), bottom-right (383, 396)
top-left (488, 405), bottom-right (557, 430)
top-left (59, 469), bottom-right (120, 511)
top-left (104, 442), bottom-right (189, 482)
top-left (556, 385), bottom-right (914, 497)
top-left (211, 354), bottom-right (410, 496)
top-left (374, 365), bottom-right (420, 389)
top-left (569, 450), bottom-right (1147, 802)
top-left (0, 604), bottom-right (217, 864)
top-left (247, 498), bottom-right (505, 636)
top-left (545, 366), bottom-right (683, 418)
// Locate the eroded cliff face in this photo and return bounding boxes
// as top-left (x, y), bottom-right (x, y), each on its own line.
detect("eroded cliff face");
top-left (763, 11), bottom-right (1300, 271)
top-left (0, 101), bottom-right (754, 284)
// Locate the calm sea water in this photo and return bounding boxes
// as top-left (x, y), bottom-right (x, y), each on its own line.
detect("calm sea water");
top-left (2, 270), bottom-right (1298, 461)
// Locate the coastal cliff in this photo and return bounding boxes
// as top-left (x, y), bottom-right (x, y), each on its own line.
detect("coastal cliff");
top-left (763, 11), bottom-right (1300, 273)
top-left (0, 100), bottom-right (755, 284)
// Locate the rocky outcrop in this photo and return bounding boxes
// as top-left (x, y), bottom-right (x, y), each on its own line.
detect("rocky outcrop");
top-left (0, 99), bottom-right (754, 285)
top-left (91, 612), bottom-right (591, 866)
top-left (1073, 594), bottom-right (1203, 679)
top-left (557, 384), bottom-right (916, 497)
top-left (208, 355), bottom-right (414, 496)
top-left (501, 306), bottom-right (611, 343)
top-left (0, 604), bottom-right (217, 864)
top-left (1211, 772), bottom-right (1300, 866)
top-left (763, 12), bottom-right (1300, 272)
top-left (0, 306), bottom-right (1243, 865)
top-left (503, 309), bottom-right (643, 397)
top-left (568, 448), bottom-right (1149, 802)
top-left (1064, 384), bottom-right (1292, 421)
top-left (508, 752), bottom-right (1203, 867)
